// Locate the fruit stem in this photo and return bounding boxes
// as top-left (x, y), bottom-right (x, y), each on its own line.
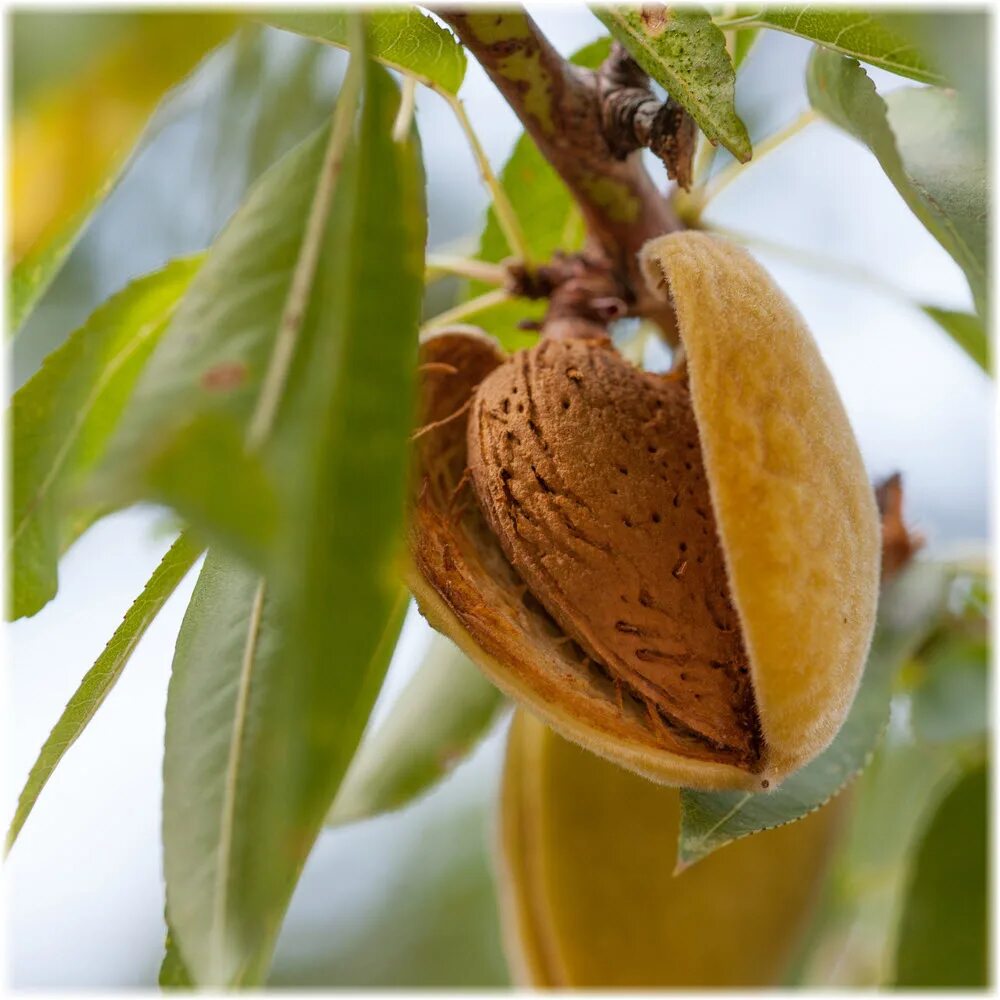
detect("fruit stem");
top-left (425, 254), bottom-right (508, 286)
top-left (678, 110), bottom-right (818, 223)
top-left (440, 90), bottom-right (536, 268)
top-left (419, 287), bottom-right (510, 334)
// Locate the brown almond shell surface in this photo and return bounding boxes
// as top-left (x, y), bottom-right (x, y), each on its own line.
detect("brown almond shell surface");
top-left (407, 327), bottom-right (758, 790)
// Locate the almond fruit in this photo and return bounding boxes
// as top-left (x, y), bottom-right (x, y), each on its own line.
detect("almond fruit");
top-left (407, 233), bottom-right (880, 790)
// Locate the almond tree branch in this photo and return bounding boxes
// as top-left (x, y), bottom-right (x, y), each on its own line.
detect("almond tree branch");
top-left (437, 9), bottom-right (684, 341)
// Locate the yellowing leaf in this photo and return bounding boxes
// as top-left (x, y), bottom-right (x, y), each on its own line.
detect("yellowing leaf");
top-left (10, 13), bottom-right (237, 330)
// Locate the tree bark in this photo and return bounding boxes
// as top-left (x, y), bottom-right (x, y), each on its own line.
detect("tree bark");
top-left (439, 10), bottom-right (683, 340)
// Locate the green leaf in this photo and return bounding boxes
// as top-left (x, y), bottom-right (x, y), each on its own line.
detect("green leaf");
top-left (595, 6), bottom-right (751, 162)
top-left (163, 41), bottom-right (425, 986)
top-left (728, 8), bottom-right (943, 84)
top-left (807, 51), bottom-right (987, 319)
top-left (894, 764), bottom-right (988, 987)
top-left (464, 38), bottom-right (609, 349)
top-left (263, 9), bottom-right (466, 93)
top-left (877, 12), bottom-right (987, 125)
top-left (163, 548), bottom-right (407, 985)
top-left (886, 86), bottom-right (988, 318)
top-left (731, 27), bottom-right (760, 70)
top-left (95, 124), bottom-right (334, 558)
top-left (5, 532), bottom-right (203, 852)
top-left (908, 573), bottom-right (989, 747)
top-left (911, 632), bottom-right (988, 746)
top-left (788, 734), bottom-right (964, 986)
top-left (125, 411), bottom-right (279, 567)
top-left (922, 306), bottom-right (989, 373)
top-left (677, 562), bottom-right (952, 869)
top-left (269, 746), bottom-right (510, 987)
top-left (159, 930), bottom-right (194, 988)
top-left (11, 208), bottom-right (92, 336)
top-left (328, 633), bottom-right (506, 826)
top-left (8, 256), bottom-right (201, 620)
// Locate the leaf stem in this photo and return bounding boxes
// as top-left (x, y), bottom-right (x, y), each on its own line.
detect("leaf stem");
top-left (425, 253), bottom-right (507, 285)
top-left (246, 22), bottom-right (364, 451)
top-left (419, 287), bottom-right (510, 334)
top-left (706, 223), bottom-right (917, 304)
top-left (439, 90), bottom-right (534, 267)
top-left (392, 75), bottom-right (417, 143)
top-left (680, 110), bottom-right (818, 223)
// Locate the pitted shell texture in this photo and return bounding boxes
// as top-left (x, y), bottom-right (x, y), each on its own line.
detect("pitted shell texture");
top-left (467, 336), bottom-right (760, 769)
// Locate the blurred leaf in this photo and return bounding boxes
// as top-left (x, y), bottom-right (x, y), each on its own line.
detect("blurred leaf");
top-left (677, 562), bottom-right (951, 869)
top-left (728, 8), bottom-right (943, 84)
top-left (878, 11), bottom-right (987, 124)
top-left (12, 12), bottom-right (135, 108)
top-left (328, 633), bottom-right (506, 826)
top-left (163, 42), bottom-right (425, 986)
top-left (269, 739), bottom-right (509, 987)
top-left (885, 86), bottom-right (988, 318)
top-left (791, 733), bottom-right (962, 986)
top-left (596, 6), bottom-right (751, 162)
top-left (5, 532), bottom-right (203, 852)
top-left (731, 27), bottom-right (760, 69)
top-left (911, 621), bottom-right (989, 743)
top-left (263, 9), bottom-right (466, 93)
top-left (94, 123), bottom-right (334, 559)
top-left (9, 13), bottom-right (237, 333)
top-left (894, 764), bottom-right (988, 986)
top-left (922, 306), bottom-right (989, 373)
top-left (465, 38), bottom-right (609, 349)
top-left (807, 51), bottom-right (987, 318)
top-left (9, 256), bottom-right (201, 620)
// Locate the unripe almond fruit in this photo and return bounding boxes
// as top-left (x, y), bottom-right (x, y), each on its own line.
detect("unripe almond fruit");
top-left (498, 710), bottom-right (845, 987)
top-left (408, 233), bottom-right (880, 790)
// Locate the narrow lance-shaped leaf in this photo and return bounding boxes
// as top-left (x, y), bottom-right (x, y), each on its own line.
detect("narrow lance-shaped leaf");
top-left (893, 764), bottom-right (988, 987)
top-left (730, 27), bottom-right (759, 70)
top-left (328, 632), bottom-right (506, 827)
top-left (262, 9), bottom-right (466, 94)
top-left (6, 532), bottom-right (203, 852)
top-left (10, 13), bottom-right (237, 333)
top-left (807, 50), bottom-right (987, 319)
top-left (159, 928), bottom-right (193, 988)
top-left (723, 8), bottom-right (943, 85)
top-left (877, 11), bottom-right (988, 126)
top-left (9, 256), bottom-right (202, 620)
top-left (93, 121), bottom-right (339, 562)
top-left (921, 307), bottom-right (989, 374)
top-left (163, 36), bottom-right (426, 985)
top-left (677, 562), bottom-right (955, 869)
top-left (595, 5), bottom-right (751, 162)
top-left (163, 550), bottom-right (409, 986)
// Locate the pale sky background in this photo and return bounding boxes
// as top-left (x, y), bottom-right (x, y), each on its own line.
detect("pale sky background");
top-left (5, 7), bottom-right (991, 988)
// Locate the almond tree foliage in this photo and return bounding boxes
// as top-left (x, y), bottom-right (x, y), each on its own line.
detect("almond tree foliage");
top-left (7, 7), bottom-right (989, 989)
